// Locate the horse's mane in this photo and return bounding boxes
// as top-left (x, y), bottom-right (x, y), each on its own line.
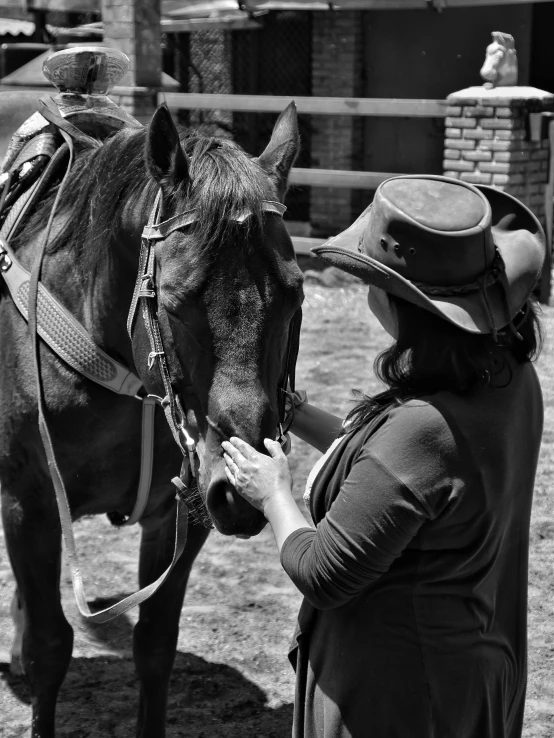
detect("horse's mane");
top-left (13, 125), bottom-right (274, 280)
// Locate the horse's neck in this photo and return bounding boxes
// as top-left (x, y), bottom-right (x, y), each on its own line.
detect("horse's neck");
top-left (36, 193), bottom-right (146, 372)
top-left (85, 205), bottom-right (146, 367)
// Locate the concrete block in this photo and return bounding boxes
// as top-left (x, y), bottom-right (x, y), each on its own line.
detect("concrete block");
top-left (445, 117), bottom-right (477, 129)
top-left (495, 107), bottom-right (518, 118)
top-left (463, 105), bottom-right (494, 117)
top-left (504, 184), bottom-right (526, 196)
top-left (529, 172), bottom-right (548, 183)
top-left (502, 174), bottom-right (525, 185)
top-left (463, 129), bottom-right (494, 140)
top-left (463, 150), bottom-right (492, 162)
top-left (495, 129), bottom-right (526, 140)
top-left (481, 119), bottom-right (524, 130)
top-left (493, 151), bottom-right (531, 163)
top-left (460, 172), bottom-right (492, 184)
top-left (445, 139), bottom-right (476, 150)
top-left (443, 159), bottom-right (475, 172)
top-left (478, 140), bottom-right (517, 152)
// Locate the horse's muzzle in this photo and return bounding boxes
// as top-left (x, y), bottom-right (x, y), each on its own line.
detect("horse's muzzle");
top-left (205, 466), bottom-right (266, 537)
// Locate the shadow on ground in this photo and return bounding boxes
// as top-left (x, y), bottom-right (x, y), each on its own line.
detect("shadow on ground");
top-left (0, 595), bottom-right (293, 737)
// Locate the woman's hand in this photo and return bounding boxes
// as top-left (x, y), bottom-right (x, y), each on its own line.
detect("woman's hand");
top-left (222, 437), bottom-right (293, 514)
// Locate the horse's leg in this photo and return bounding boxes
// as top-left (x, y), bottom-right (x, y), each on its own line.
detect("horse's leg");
top-left (10, 588), bottom-right (25, 676)
top-left (2, 485), bottom-right (74, 738)
top-left (134, 505), bottom-right (209, 738)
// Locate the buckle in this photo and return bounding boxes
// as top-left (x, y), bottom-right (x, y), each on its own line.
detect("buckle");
top-left (0, 239), bottom-right (12, 272)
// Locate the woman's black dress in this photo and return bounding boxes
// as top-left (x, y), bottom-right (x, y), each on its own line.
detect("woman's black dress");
top-left (281, 362), bottom-right (543, 738)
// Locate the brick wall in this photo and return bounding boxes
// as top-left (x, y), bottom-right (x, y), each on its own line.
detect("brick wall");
top-left (443, 87), bottom-right (554, 228)
top-left (310, 12), bottom-right (364, 237)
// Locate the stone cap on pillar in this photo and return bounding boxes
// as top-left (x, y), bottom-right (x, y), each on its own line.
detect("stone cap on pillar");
top-left (448, 86), bottom-right (554, 105)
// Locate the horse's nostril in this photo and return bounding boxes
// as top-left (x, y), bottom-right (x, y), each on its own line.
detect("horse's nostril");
top-left (207, 477), bottom-right (237, 515)
top-left (206, 473), bottom-right (266, 537)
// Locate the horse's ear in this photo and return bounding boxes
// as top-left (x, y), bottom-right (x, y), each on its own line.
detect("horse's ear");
top-left (257, 102), bottom-right (300, 201)
top-left (145, 104), bottom-right (189, 187)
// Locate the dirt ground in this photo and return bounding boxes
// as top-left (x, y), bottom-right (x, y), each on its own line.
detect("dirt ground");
top-left (1, 281), bottom-right (554, 737)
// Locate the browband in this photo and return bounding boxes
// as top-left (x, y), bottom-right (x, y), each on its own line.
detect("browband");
top-left (141, 199), bottom-right (287, 241)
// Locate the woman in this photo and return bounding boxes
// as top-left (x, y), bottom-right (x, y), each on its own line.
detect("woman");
top-left (222, 175), bottom-right (545, 738)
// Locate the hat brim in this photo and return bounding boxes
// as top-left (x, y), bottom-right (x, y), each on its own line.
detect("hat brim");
top-left (312, 187), bottom-right (545, 334)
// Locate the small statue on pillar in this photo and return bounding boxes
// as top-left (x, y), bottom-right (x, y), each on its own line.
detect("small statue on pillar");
top-left (480, 32), bottom-right (518, 88)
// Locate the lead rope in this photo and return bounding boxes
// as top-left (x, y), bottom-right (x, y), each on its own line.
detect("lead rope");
top-left (28, 133), bottom-right (190, 623)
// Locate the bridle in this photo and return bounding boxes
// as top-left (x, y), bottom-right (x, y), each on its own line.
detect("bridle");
top-left (127, 191), bottom-right (302, 527)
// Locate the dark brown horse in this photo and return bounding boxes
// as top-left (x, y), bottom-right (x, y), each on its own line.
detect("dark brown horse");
top-left (0, 103), bottom-right (303, 737)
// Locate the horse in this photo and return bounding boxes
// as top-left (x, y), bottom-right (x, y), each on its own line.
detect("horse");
top-left (0, 101), bottom-right (304, 737)
top-left (479, 31), bottom-right (518, 88)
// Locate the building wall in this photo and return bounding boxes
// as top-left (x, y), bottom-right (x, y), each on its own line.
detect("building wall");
top-left (310, 11), bottom-right (365, 237)
top-left (362, 5), bottom-right (533, 177)
top-left (308, 5), bottom-right (534, 238)
top-left (530, 2), bottom-right (554, 95)
top-left (232, 12), bottom-right (313, 222)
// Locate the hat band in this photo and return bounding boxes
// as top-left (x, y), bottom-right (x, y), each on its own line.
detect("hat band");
top-left (410, 250), bottom-right (502, 298)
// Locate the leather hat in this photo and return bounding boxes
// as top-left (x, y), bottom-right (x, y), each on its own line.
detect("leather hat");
top-left (312, 175), bottom-right (545, 334)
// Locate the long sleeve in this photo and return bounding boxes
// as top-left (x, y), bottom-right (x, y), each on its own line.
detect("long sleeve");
top-left (281, 401), bottom-right (459, 610)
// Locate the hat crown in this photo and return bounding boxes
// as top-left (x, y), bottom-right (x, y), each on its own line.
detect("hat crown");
top-left (364, 176), bottom-right (494, 287)
top-left (381, 178), bottom-right (488, 232)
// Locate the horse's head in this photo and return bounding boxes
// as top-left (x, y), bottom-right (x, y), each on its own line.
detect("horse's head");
top-left (133, 104), bottom-right (303, 536)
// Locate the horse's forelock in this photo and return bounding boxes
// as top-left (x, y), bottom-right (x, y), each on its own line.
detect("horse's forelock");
top-left (175, 133), bottom-right (274, 256)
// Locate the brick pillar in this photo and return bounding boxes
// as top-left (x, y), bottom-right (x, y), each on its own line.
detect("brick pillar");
top-left (102, 0), bottom-right (161, 121)
top-left (310, 12), bottom-right (364, 238)
top-left (443, 86), bottom-right (554, 301)
top-left (444, 87), bottom-right (554, 219)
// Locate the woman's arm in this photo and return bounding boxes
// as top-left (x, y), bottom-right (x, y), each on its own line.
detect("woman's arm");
top-left (289, 401), bottom-right (344, 453)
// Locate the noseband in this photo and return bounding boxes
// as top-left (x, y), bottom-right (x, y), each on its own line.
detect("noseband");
top-left (128, 192), bottom-right (301, 527)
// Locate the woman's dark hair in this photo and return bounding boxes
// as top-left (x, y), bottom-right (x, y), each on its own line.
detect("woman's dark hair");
top-left (344, 294), bottom-right (543, 433)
